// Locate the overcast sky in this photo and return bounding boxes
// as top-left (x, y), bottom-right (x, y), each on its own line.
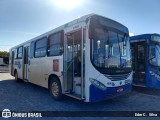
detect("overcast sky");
top-left (0, 0), bottom-right (160, 51)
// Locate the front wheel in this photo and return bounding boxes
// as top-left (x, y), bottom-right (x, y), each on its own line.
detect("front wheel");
top-left (49, 78), bottom-right (63, 100)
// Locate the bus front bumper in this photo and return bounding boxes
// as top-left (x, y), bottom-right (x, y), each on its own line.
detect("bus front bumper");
top-left (89, 84), bottom-right (132, 102)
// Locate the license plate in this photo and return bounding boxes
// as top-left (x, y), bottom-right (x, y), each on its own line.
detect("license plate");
top-left (117, 88), bottom-right (123, 92)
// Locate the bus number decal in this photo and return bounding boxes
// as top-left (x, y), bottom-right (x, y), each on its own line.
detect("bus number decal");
top-left (53, 59), bottom-right (59, 72)
top-left (15, 61), bottom-right (21, 69)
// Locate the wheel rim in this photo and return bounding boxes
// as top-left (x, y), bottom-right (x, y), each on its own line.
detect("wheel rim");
top-left (51, 82), bottom-right (59, 97)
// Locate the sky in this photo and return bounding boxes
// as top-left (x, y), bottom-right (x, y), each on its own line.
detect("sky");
top-left (0, 0), bottom-right (160, 51)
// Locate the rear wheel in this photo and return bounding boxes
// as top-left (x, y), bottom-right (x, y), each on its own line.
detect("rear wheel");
top-left (49, 78), bottom-right (62, 100)
top-left (14, 71), bottom-right (21, 82)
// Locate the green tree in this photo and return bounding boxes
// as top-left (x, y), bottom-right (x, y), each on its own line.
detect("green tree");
top-left (0, 51), bottom-right (9, 64)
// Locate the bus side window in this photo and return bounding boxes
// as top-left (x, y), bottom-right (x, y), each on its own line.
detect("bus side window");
top-left (17, 46), bottom-right (23, 59)
top-left (30, 42), bottom-right (35, 58)
top-left (35, 38), bottom-right (47, 57)
top-left (14, 49), bottom-right (17, 59)
top-left (48, 31), bottom-right (64, 56)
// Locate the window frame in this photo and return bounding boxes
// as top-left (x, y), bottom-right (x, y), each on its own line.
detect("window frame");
top-left (17, 46), bottom-right (23, 59)
top-left (47, 30), bottom-right (64, 57)
top-left (35, 37), bottom-right (47, 58)
top-left (30, 41), bottom-right (35, 59)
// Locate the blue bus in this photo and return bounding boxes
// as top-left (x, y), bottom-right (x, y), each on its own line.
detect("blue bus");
top-left (130, 34), bottom-right (160, 88)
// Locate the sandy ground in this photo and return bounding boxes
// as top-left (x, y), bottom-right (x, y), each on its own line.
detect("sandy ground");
top-left (0, 72), bottom-right (14, 81)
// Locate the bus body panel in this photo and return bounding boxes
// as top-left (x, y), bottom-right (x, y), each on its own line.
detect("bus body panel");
top-left (42, 55), bottom-right (64, 88)
top-left (14, 59), bottom-right (23, 79)
top-left (28, 57), bottom-right (45, 87)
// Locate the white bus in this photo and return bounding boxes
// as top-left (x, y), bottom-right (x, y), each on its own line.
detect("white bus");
top-left (9, 14), bottom-right (133, 102)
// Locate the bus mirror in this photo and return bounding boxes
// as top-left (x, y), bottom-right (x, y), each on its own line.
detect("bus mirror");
top-left (123, 35), bottom-right (127, 46)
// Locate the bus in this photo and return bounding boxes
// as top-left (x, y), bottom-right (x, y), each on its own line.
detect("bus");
top-left (9, 14), bottom-right (133, 102)
top-left (130, 34), bottom-right (160, 88)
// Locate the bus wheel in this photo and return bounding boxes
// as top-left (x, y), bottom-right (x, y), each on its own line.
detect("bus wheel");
top-left (49, 78), bottom-right (62, 100)
top-left (14, 71), bottom-right (21, 82)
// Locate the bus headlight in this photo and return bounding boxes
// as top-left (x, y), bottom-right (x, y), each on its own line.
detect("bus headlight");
top-left (125, 80), bottom-right (130, 84)
top-left (89, 78), bottom-right (107, 90)
top-left (125, 79), bottom-right (132, 84)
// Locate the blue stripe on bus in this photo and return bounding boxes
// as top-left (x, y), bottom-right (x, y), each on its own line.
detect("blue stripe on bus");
top-left (89, 84), bottom-right (132, 102)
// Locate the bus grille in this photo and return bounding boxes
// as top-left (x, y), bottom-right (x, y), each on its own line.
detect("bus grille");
top-left (104, 73), bottom-right (130, 81)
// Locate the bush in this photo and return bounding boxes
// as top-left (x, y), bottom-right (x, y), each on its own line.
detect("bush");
top-left (0, 51), bottom-right (9, 64)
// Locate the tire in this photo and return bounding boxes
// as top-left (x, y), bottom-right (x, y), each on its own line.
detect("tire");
top-left (14, 71), bottom-right (21, 82)
top-left (49, 78), bottom-right (63, 100)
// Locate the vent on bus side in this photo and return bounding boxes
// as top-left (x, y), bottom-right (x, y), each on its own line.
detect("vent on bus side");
top-left (104, 73), bottom-right (130, 81)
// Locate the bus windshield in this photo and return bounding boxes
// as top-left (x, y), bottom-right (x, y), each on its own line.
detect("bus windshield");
top-left (151, 35), bottom-right (160, 43)
top-left (91, 27), bottom-right (132, 69)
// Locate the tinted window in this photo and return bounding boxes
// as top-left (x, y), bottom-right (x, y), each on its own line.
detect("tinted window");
top-left (30, 42), bottom-right (34, 58)
top-left (17, 46), bottom-right (23, 59)
top-left (35, 38), bottom-right (47, 57)
top-left (48, 32), bottom-right (63, 56)
top-left (138, 44), bottom-right (145, 61)
top-left (149, 45), bottom-right (160, 67)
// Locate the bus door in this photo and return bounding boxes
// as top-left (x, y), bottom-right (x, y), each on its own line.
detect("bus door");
top-left (131, 41), bottom-right (146, 86)
top-left (64, 29), bottom-right (84, 98)
top-left (11, 50), bottom-right (15, 76)
top-left (23, 46), bottom-right (29, 80)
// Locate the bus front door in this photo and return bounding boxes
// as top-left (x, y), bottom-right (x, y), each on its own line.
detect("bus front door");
top-left (24, 46), bottom-right (29, 80)
top-left (64, 29), bottom-right (83, 98)
top-left (131, 41), bottom-right (146, 86)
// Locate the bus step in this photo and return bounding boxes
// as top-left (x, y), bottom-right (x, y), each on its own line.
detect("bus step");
top-left (65, 93), bottom-right (81, 100)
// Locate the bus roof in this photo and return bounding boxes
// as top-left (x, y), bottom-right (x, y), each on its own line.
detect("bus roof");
top-left (10, 13), bottom-right (128, 50)
top-left (130, 33), bottom-right (160, 41)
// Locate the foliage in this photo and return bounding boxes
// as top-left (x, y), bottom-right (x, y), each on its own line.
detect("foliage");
top-left (0, 51), bottom-right (9, 64)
